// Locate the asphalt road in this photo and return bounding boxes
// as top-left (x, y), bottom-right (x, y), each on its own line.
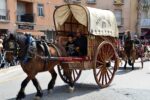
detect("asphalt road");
top-left (0, 60), bottom-right (150, 100)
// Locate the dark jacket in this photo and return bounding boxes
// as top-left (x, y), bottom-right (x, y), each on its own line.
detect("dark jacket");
top-left (74, 36), bottom-right (87, 56)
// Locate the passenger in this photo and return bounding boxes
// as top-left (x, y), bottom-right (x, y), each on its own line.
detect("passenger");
top-left (65, 35), bottom-right (79, 56)
top-left (74, 29), bottom-right (87, 56)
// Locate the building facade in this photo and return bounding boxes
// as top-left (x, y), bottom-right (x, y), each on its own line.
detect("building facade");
top-left (0, 0), bottom-right (138, 37)
top-left (66, 0), bottom-right (138, 35)
top-left (0, 0), bottom-right (64, 37)
top-left (138, 0), bottom-right (150, 38)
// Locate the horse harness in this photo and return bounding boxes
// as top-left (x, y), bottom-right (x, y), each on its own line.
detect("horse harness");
top-left (37, 41), bottom-right (52, 70)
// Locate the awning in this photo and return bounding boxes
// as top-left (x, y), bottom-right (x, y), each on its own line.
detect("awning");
top-left (54, 4), bottom-right (119, 37)
top-left (16, 29), bottom-right (44, 37)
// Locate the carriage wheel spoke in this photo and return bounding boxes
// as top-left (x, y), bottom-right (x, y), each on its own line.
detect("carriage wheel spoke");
top-left (106, 71), bottom-right (111, 80)
top-left (72, 70), bottom-right (76, 81)
top-left (96, 67), bottom-right (102, 76)
top-left (104, 45), bottom-right (111, 60)
top-left (74, 70), bottom-right (79, 75)
top-left (105, 46), bottom-right (110, 59)
top-left (101, 72), bottom-right (104, 85)
top-left (104, 73), bottom-right (108, 84)
top-left (106, 67), bottom-right (113, 75)
top-left (105, 46), bottom-right (115, 61)
top-left (96, 64), bottom-right (103, 69)
top-left (98, 52), bottom-right (104, 62)
top-left (101, 48), bottom-right (106, 61)
top-left (107, 51), bottom-right (114, 61)
top-left (96, 60), bottom-right (103, 65)
top-left (98, 70), bottom-right (103, 82)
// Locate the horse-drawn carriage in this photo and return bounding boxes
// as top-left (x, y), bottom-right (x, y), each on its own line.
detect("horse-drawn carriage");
top-left (53, 4), bottom-right (120, 88)
top-left (3, 4), bottom-right (120, 99)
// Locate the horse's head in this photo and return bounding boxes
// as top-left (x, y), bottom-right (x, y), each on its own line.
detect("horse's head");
top-left (3, 33), bottom-right (16, 49)
top-left (3, 34), bottom-right (18, 61)
top-left (3, 33), bottom-right (28, 62)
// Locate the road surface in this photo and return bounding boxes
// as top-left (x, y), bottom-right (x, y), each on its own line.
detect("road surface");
top-left (0, 60), bottom-right (150, 100)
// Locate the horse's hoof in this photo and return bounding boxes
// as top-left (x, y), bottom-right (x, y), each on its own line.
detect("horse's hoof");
top-left (34, 96), bottom-right (41, 100)
top-left (69, 86), bottom-right (75, 93)
top-left (16, 92), bottom-right (25, 100)
top-left (48, 89), bottom-right (53, 94)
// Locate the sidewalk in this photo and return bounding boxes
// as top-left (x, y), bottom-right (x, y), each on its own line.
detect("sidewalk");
top-left (0, 65), bottom-right (21, 77)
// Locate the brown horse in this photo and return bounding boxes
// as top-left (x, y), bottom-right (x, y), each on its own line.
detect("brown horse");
top-left (119, 40), bottom-right (143, 70)
top-left (3, 34), bottom-right (61, 100)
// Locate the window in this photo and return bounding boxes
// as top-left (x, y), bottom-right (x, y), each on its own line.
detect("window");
top-left (87, 0), bottom-right (96, 3)
top-left (0, 0), bottom-right (7, 19)
top-left (38, 4), bottom-right (44, 16)
top-left (114, 10), bottom-right (123, 26)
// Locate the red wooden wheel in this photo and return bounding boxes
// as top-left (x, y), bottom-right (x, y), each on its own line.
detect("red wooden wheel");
top-left (58, 64), bottom-right (82, 84)
top-left (93, 41), bottom-right (118, 88)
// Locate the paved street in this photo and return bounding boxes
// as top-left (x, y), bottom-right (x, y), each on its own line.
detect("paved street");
top-left (0, 60), bottom-right (150, 100)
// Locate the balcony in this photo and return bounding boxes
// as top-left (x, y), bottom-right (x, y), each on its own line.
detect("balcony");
top-left (17, 14), bottom-right (34, 23)
top-left (113, 0), bottom-right (124, 6)
top-left (17, 0), bottom-right (34, 2)
top-left (0, 9), bottom-right (10, 22)
top-left (17, 0), bottom-right (34, 23)
top-left (140, 18), bottom-right (150, 28)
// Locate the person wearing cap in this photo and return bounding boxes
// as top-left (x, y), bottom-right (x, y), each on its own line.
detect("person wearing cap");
top-left (124, 31), bottom-right (133, 56)
top-left (23, 33), bottom-right (36, 63)
top-left (133, 35), bottom-right (141, 45)
top-left (124, 31), bottom-right (131, 42)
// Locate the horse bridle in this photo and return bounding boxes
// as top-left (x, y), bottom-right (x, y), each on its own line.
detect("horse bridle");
top-left (4, 34), bottom-right (27, 60)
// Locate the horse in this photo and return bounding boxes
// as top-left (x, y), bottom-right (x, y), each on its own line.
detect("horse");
top-left (119, 39), bottom-right (144, 70)
top-left (3, 33), bottom-right (61, 100)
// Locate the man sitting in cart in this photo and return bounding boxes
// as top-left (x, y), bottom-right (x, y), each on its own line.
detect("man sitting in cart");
top-left (65, 35), bottom-right (79, 56)
top-left (74, 28), bottom-right (87, 56)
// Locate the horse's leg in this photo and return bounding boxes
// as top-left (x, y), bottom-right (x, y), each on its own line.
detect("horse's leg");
top-left (48, 69), bottom-right (57, 92)
top-left (16, 77), bottom-right (30, 100)
top-left (124, 59), bottom-right (127, 69)
top-left (32, 78), bottom-right (43, 98)
top-left (131, 59), bottom-right (135, 70)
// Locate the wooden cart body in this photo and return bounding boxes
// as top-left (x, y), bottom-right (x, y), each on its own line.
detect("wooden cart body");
top-left (52, 4), bottom-right (120, 88)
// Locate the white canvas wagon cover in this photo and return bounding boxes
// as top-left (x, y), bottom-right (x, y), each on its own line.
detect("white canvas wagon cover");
top-left (54, 4), bottom-right (118, 37)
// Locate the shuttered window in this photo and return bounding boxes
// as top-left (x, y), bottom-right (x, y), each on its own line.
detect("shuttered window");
top-left (0, 0), bottom-right (6, 16)
top-left (38, 4), bottom-right (44, 16)
top-left (114, 10), bottom-right (122, 26)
